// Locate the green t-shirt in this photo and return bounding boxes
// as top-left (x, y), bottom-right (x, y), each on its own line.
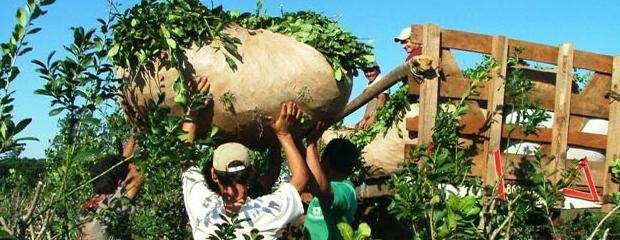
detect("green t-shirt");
top-left (304, 180), bottom-right (357, 240)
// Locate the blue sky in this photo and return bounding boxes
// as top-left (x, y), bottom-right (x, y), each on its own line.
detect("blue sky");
top-left (2, 0), bottom-right (619, 158)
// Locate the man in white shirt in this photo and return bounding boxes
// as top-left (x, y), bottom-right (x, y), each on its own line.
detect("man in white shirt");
top-left (182, 81), bottom-right (309, 240)
top-left (357, 62), bottom-right (387, 129)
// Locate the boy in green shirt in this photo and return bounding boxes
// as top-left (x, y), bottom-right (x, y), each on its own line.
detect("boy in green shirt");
top-left (303, 129), bottom-right (360, 240)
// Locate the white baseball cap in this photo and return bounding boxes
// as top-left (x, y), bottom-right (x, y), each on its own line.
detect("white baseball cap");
top-left (213, 143), bottom-right (251, 173)
top-left (394, 27), bottom-right (411, 42)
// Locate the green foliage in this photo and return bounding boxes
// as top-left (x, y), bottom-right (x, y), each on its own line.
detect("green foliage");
top-left (338, 222), bottom-right (372, 240)
top-left (109, 0), bottom-right (240, 70)
top-left (560, 210), bottom-right (620, 240)
top-left (0, 157), bottom-right (44, 187)
top-left (33, 25), bottom-right (117, 137)
top-left (110, 0), bottom-right (374, 82)
top-left (462, 55), bottom-right (499, 82)
top-left (234, 10), bottom-right (375, 80)
top-left (504, 48), bottom-right (550, 137)
top-left (219, 91), bottom-right (236, 113)
top-left (0, 0), bottom-right (54, 156)
top-left (572, 70), bottom-right (591, 92)
top-left (388, 70), bottom-right (485, 239)
top-left (349, 84), bottom-right (413, 150)
top-left (206, 215), bottom-right (264, 240)
top-left (610, 157), bottom-right (620, 183)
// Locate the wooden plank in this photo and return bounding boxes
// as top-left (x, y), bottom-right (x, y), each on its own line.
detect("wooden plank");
top-left (406, 117), bottom-right (607, 150)
top-left (339, 56), bottom-right (432, 121)
top-left (604, 56), bottom-right (620, 198)
top-left (418, 24), bottom-right (440, 145)
top-left (439, 49), bottom-right (467, 82)
top-left (574, 50), bottom-right (614, 74)
top-left (484, 35), bottom-right (508, 184)
top-left (508, 39), bottom-right (558, 65)
top-left (435, 26), bottom-right (612, 73)
top-left (550, 43), bottom-right (575, 178)
top-left (440, 28), bottom-right (493, 54)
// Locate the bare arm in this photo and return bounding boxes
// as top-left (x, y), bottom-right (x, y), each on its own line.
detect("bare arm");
top-left (181, 76), bottom-right (211, 146)
top-left (124, 163), bottom-right (143, 200)
top-left (122, 136), bottom-right (137, 158)
top-left (120, 136), bottom-right (143, 200)
top-left (305, 122), bottom-right (333, 203)
top-left (271, 101), bottom-right (309, 192)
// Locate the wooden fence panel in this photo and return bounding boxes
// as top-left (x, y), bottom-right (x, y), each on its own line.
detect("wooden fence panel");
top-left (483, 35), bottom-right (508, 184)
top-left (403, 24), bottom-right (617, 201)
top-left (604, 56), bottom-right (620, 197)
top-left (550, 43), bottom-right (575, 178)
top-left (418, 24), bottom-right (440, 145)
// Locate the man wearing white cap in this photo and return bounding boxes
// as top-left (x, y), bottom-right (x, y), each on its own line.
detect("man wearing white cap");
top-left (394, 26), bottom-right (422, 61)
top-left (181, 77), bottom-right (309, 239)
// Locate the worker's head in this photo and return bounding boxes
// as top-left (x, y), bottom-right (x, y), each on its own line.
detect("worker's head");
top-left (89, 154), bottom-right (129, 195)
top-left (394, 27), bottom-right (421, 54)
top-left (321, 138), bottom-right (359, 179)
top-left (362, 62), bottom-right (381, 82)
top-left (210, 143), bottom-right (254, 216)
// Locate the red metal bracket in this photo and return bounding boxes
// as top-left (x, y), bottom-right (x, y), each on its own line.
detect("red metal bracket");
top-left (562, 157), bottom-right (600, 202)
top-left (494, 150), bottom-right (506, 201)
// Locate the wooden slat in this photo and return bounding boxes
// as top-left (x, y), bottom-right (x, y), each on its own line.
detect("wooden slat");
top-left (431, 26), bottom-right (613, 73)
top-left (550, 43), bottom-right (574, 178)
top-left (406, 117), bottom-right (607, 150)
top-left (604, 56), bottom-right (620, 198)
top-left (440, 28), bottom-right (493, 54)
top-left (418, 24), bottom-right (440, 145)
top-left (508, 39), bottom-right (558, 65)
top-left (574, 50), bottom-right (614, 74)
top-left (484, 35), bottom-right (508, 184)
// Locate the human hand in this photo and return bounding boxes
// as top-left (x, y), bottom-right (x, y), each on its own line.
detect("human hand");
top-left (307, 121), bottom-right (328, 144)
top-left (185, 76), bottom-right (212, 119)
top-left (270, 101), bottom-right (301, 137)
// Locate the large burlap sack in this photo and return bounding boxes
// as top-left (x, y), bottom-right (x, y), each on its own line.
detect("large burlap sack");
top-left (323, 104), bottom-right (419, 178)
top-left (120, 25), bottom-right (352, 148)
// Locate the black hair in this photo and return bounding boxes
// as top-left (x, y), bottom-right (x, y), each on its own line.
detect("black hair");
top-left (89, 155), bottom-right (129, 195)
top-left (202, 160), bottom-right (255, 193)
top-left (363, 66), bottom-right (381, 74)
top-left (322, 138), bottom-right (359, 174)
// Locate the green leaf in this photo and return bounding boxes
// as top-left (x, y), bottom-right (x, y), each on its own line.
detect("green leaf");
top-left (16, 8), bottom-right (28, 27)
top-left (18, 47), bottom-right (33, 56)
top-left (48, 107), bottom-right (64, 116)
top-left (337, 222), bottom-right (354, 240)
top-left (166, 38), bottom-right (177, 49)
top-left (40, 0), bottom-right (56, 6)
top-left (27, 27), bottom-right (42, 35)
top-left (357, 222), bottom-right (371, 238)
top-left (334, 67), bottom-right (343, 81)
top-left (174, 94), bottom-right (188, 106)
top-left (107, 44), bottom-right (119, 57)
top-left (81, 116), bottom-right (100, 126)
top-left (13, 118), bottom-right (31, 134)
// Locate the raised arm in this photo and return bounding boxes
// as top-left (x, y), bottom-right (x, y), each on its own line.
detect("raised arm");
top-left (181, 76), bottom-right (211, 145)
top-left (305, 122), bottom-right (333, 203)
top-left (270, 101), bottom-right (309, 192)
